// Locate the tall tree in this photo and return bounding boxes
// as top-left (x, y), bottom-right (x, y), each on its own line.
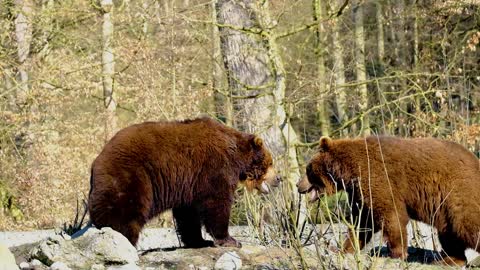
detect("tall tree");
top-left (101, 0), bottom-right (117, 140)
top-left (216, 0), bottom-right (308, 249)
top-left (313, 0), bottom-right (330, 136)
top-left (216, 0), bottom-right (301, 189)
top-left (331, 0), bottom-right (348, 134)
top-left (1, 1), bottom-right (15, 110)
top-left (376, 0), bottom-right (385, 64)
top-left (396, 0), bottom-right (410, 136)
top-left (211, 0), bottom-right (232, 125)
top-left (13, 0), bottom-right (33, 110)
top-left (353, 0), bottom-right (370, 135)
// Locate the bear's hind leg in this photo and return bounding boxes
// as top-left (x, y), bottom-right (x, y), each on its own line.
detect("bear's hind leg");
top-left (90, 205), bottom-right (146, 246)
top-left (173, 206), bottom-right (214, 248)
top-left (117, 219), bottom-right (145, 246)
top-left (436, 232), bottom-right (467, 266)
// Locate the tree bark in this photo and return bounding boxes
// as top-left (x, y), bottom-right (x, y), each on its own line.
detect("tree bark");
top-left (211, 0), bottom-right (232, 126)
top-left (331, 0), bottom-right (348, 133)
top-left (216, 0), bottom-right (301, 188)
top-left (101, 0), bottom-right (117, 141)
top-left (216, 0), bottom-right (307, 245)
top-left (13, 0), bottom-right (33, 110)
top-left (313, 0), bottom-right (330, 137)
top-left (353, 0), bottom-right (370, 135)
top-left (376, 1), bottom-right (385, 64)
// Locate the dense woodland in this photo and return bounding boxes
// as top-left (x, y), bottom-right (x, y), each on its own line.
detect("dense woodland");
top-left (0, 0), bottom-right (479, 230)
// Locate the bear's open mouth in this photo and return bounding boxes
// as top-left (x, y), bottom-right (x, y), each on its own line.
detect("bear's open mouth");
top-left (306, 186), bottom-right (319, 202)
top-left (258, 181), bottom-right (270, 194)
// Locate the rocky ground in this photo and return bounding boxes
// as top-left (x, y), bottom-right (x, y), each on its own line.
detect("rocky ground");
top-left (1, 223), bottom-right (479, 270)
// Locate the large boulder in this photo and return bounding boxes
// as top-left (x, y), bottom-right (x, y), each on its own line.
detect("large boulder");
top-left (29, 227), bottom-right (138, 269)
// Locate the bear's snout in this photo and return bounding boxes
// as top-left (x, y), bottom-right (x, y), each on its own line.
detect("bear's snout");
top-left (272, 175), bottom-right (282, 187)
top-left (296, 175), bottom-right (312, 193)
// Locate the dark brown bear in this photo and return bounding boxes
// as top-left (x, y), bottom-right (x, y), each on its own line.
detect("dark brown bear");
top-left (88, 117), bottom-right (280, 248)
top-left (297, 136), bottom-right (480, 265)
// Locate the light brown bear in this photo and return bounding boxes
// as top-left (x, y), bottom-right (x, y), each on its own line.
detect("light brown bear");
top-left (297, 136), bottom-right (480, 265)
top-left (89, 117), bottom-right (280, 248)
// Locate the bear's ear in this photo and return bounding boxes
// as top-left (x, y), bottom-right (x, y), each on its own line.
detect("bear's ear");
top-left (251, 136), bottom-right (264, 149)
top-left (319, 136), bottom-right (333, 152)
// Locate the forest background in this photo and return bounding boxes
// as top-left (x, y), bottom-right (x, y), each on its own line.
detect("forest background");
top-left (0, 0), bottom-right (479, 231)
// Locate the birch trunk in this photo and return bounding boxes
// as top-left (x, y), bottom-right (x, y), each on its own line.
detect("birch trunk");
top-left (353, 0), bottom-right (370, 135)
top-left (211, 0), bottom-right (232, 126)
top-left (216, 0), bottom-right (301, 191)
top-left (375, 0), bottom-right (387, 133)
top-left (1, 7), bottom-right (16, 110)
top-left (376, 1), bottom-right (385, 63)
top-left (101, 0), bottom-right (117, 141)
top-left (413, 1), bottom-right (421, 112)
top-left (13, 0), bottom-right (33, 109)
top-left (332, 0), bottom-right (348, 133)
top-left (313, 0), bottom-right (330, 137)
top-left (216, 0), bottom-right (305, 240)
top-left (396, 0), bottom-right (410, 135)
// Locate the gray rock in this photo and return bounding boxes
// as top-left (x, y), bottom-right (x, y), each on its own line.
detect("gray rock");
top-left (31, 259), bottom-right (43, 267)
top-left (19, 262), bottom-right (30, 269)
top-left (214, 251), bottom-right (242, 270)
top-left (106, 263), bottom-right (140, 270)
top-left (29, 235), bottom-right (79, 266)
top-left (0, 243), bottom-right (19, 270)
top-left (91, 264), bottom-right (106, 270)
top-left (29, 227), bottom-right (138, 269)
top-left (75, 227), bottom-right (138, 264)
top-left (49, 262), bottom-right (71, 270)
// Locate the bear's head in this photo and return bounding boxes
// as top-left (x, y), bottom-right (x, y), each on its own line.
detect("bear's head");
top-left (297, 136), bottom-right (351, 202)
top-left (243, 135), bottom-right (281, 194)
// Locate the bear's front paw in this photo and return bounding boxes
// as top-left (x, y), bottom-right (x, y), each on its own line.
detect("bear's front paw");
top-left (214, 237), bottom-right (242, 248)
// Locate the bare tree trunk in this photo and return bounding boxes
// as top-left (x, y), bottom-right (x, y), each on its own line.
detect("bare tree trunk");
top-left (1, 5), bottom-right (16, 110)
top-left (216, 0), bottom-right (300, 187)
top-left (413, 0), bottom-right (422, 113)
top-left (376, 1), bottom-right (385, 64)
top-left (375, 0), bottom-right (387, 134)
top-left (396, 0), bottom-right (412, 135)
top-left (331, 0), bottom-right (348, 133)
top-left (101, 0), bottom-right (117, 141)
top-left (216, 0), bottom-right (306, 248)
top-left (211, 0), bottom-right (232, 126)
top-left (313, 0), bottom-right (330, 137)
top-left (13, 0), bottom-right (33, 110)
top-left (353, 0), bottom-right (370, 135)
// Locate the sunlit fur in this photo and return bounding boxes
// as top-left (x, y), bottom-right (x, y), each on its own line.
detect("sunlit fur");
top-left (88, 117), bottom-right (278, 248)
top-left (298, 136), bottom-right (480, 266)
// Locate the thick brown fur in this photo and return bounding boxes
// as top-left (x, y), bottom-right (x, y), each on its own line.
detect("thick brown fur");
top-left (297, 136), bottom-right (480, 265)
top-left (88, 117), bottom-right (279, 248)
